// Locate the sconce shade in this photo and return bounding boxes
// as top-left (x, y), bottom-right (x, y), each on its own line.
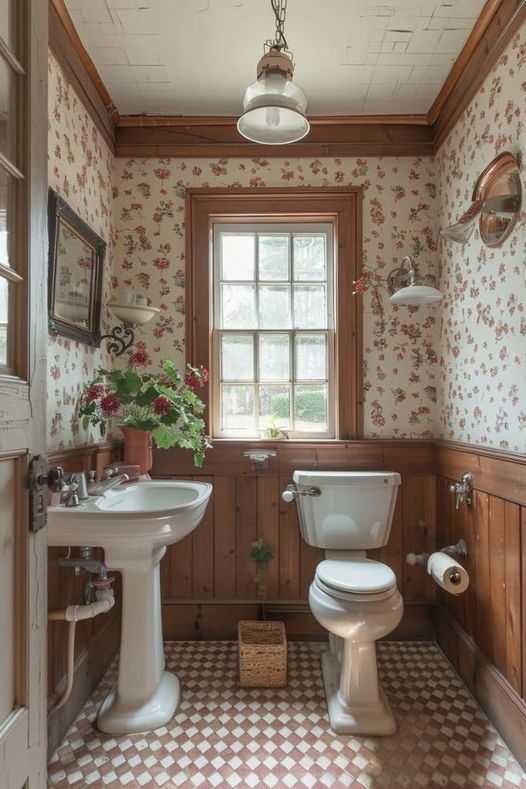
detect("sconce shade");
top-left (390, 283), bottom-right (443, 306)
top-left (108, 301), bottom-right (160, 326)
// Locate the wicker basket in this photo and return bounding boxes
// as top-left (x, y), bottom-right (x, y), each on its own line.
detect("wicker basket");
top-left (238, 620), bottom-right (287, 688)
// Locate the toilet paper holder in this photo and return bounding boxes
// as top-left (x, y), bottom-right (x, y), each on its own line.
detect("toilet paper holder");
top-left (406, 538), bottom-right (467, 567)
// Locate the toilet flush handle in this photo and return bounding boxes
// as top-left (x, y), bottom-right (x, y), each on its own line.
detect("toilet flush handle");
top-left (282, 483), bottom-right (321, 502)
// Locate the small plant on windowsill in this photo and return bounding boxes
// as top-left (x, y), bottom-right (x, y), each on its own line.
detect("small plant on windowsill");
top-left (262, 415), bottom-right (289, 440)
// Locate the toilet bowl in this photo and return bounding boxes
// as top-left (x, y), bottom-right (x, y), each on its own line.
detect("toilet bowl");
top-left (282, 470), bottom-right (402, 736)
top-left (309, 557), bottom-right (403, 734)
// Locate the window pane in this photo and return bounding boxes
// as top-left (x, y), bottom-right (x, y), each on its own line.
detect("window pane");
top-left (0, 167), bottom-right (14, 269)
top-left (259, 385), bottom-right (291, 429)
top-left (293, 235), bottom-right (326, 281)
top-left (259, 235), bottom-right (289, 280)
top-left (259, 285), bottom-right (290, 329)
top-left (294, 384), bottom-right (328, 431)
top-left (0, 1), bottom-right (15, 51)
top-left (221, 284), bottom-right (256, 328)
top-left (259, 334), bottom-right (289, 381)
top-left (221, 234), bottom-right (255, 280)
top-left (293, 285), bottom-right (327, 328)
top-left (0, 56), bottom-right (16, 164)
top-left (0, 277), bottom-right (9, 366)
top-left (222, 385), bottom-right (254, 431)
top-left (295, 334), bottom-right (326, 380)
top-left (221, 335), bottom-right (253, 381)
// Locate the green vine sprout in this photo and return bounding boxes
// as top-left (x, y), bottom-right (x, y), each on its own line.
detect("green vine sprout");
top-left (249, 538), bottom-right (274, 600)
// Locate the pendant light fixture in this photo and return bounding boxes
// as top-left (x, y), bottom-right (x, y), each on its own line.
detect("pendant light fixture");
top-left (237, 0), bottom-right (309, 145)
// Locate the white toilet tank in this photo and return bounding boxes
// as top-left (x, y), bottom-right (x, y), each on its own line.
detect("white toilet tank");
top-left (292, 470), bottom-right (401, 550)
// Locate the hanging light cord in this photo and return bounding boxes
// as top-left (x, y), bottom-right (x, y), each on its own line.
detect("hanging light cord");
top-left (265, 0), bottom-right (292, 56)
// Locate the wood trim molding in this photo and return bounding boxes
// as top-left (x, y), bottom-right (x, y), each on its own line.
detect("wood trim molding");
top-left (49, 0), bottom-right (117, 151)
top-left (115, 115), bottom-right (434, 158)
top-left (432, 0), bottom-right (526, 151)
top-left (436, 607), bottom-right (526, 769)
top-left (185, 187), bottom-right (363, 440)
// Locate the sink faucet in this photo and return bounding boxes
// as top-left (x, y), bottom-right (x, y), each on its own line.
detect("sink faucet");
top-left (88, 473), bottom-right (130, 496)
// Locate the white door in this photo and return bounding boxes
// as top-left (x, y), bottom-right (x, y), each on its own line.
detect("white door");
top-left (0, 1), bottom-right (49, 787)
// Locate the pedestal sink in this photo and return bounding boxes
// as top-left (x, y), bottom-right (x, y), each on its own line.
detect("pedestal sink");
top-left (47, 480), bottom-right (212, 734)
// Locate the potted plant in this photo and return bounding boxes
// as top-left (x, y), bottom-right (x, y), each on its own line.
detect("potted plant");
top-left (79, 359), bottom-right (210, 473)
top-left (238, 538), bottom-right (287, 688)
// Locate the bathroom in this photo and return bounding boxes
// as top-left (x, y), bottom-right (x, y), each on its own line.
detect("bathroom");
top-left (1, 0), bottom-right (526, 786)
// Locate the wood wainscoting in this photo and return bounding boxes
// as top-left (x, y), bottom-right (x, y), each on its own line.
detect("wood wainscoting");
top-left (435, 442), bottom-right (526, 767)
top-left (152, 441), bottom-right (438, 642)
top-left (47, 441), bottom-right (122, 757)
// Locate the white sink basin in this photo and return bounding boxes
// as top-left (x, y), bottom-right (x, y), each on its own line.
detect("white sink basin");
top-left (47, 480), bottom-right (212, 551)
top-left (46, 479), bottom-right (212, 735)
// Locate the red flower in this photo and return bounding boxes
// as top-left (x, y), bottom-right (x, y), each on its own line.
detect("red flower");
top-left (100, 394), bottom-right (120, 416)
top-left (184, 367), bottom-right (209, 389)
top-left (129, 350), bottom-right (148, 367)
top-left (152, 395), bottom-right (171, 416)
top-left (86, 384), bottom-right (104, 402)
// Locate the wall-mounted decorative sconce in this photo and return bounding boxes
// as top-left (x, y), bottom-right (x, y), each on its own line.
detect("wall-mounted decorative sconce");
top-left (388, 255), bottom-right (443, 306)
top-left (440, 151), bottom-right (522, 247)
top-left (101, 295), bottom-right (160, 356)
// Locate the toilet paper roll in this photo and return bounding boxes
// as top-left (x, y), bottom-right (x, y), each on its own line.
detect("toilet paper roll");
top-left (427, 551), bottom-right (469, 595)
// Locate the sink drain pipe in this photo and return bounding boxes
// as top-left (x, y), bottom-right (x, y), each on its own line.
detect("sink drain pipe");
top-left (48, 579), bottom-right (115, 715)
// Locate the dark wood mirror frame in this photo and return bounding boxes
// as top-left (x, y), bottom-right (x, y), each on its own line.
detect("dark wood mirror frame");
top-left (48, 189), bottom-right (105, 346)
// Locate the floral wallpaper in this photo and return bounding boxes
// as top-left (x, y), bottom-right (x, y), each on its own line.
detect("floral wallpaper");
top-left (47, 54), bottom-right (114, 450)
top-left (436, 29), bottom-right (526, 452)
top-left (112, 156), bottom-right (440, 439)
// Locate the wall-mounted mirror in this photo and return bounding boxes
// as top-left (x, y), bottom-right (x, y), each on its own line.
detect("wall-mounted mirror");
top-left (473, 151), bottom-right (522, 248)
top-left (48, 189), bottom-right (105, 346)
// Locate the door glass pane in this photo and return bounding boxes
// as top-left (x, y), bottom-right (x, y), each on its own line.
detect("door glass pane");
top-left (294, 384), bottom-right (328, 431)
top-left (221, 284), bottom-right (256, 328)
top-left (0, 166), bottom-right (14, 269)
top-left (0, 277), bottom-right (9, 367)
top-left (295, 334), bottom-right (326, 380)
top-left (293, 235), bottom-right (326, 281)
top-left (0, 56), bottom-right (16, 163)
top-left (221, 385), bottom-right (254, 431)
top-left (0, 1), bottom-right (15, 52)
top-left (259, 385), bottom-right (290, 429)
top-left (259, 285), bottom-right (290, 329)
top-left (221, 335), bottom-right (253, 381)
top-left (293, 285), bottom-right (327, 328)
top-left (258, 235), bottom-right (289, 280)
top-left (259, 334), bottom-right (289, 381)
top-left (221, 234), bottom-right (255, 280)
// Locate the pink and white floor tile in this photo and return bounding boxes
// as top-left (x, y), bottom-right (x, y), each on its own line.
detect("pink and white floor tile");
top-left (48, 641), bottom-right (526, 788)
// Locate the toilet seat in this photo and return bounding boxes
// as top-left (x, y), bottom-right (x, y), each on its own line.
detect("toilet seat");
top-left (314, 558), bottom-right (397, 603)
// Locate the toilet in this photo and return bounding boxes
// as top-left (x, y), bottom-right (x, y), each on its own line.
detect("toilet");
top-left (283, 470), bottom-right (403, 736)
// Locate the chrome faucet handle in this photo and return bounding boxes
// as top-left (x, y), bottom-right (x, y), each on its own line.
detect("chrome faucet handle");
top-left (103, 466), bottom-right (119, 480)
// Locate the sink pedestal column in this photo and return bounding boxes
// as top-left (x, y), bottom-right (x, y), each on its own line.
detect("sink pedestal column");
top-left (97, 545), bottom-right (180, 734)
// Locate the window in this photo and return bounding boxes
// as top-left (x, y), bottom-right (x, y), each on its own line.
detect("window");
top-left (186, 189), bottom-right (363, 441)
top-left (212, 223), bottom-right (334, 438)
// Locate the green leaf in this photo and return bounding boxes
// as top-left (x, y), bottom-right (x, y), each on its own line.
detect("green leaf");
top-left (82, 415), bottom-right (91, 431)
top-left (152, 424), bottom-right (179, 449)
top-left (135, 386), bottom-right (159, 407)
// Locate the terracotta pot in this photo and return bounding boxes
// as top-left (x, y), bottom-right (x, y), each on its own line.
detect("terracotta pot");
top-left (120, 426), bottom-right (153, 476)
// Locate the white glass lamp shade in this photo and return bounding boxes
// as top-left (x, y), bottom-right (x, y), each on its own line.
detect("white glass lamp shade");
top-left (108, 301), bottom-right (160, 326)
top-left (389, 283), bottom-right (443, 306)
top-left (237, 71), bottom-right (310, 145)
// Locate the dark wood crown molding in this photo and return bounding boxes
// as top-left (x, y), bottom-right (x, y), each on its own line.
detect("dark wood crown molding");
top-left (49, 0), bottom-right (117, 151)
top-left (48, 0), bottom-right (526, 158)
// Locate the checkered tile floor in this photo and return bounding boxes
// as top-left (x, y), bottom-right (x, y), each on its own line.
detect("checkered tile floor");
top-left (48, 641), bottom-right (526, 788)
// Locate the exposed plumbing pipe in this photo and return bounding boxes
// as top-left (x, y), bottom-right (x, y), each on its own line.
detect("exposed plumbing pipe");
top-left (48, 585), bottom-right (115, 715)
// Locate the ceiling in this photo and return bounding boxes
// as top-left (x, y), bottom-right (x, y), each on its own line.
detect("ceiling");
top-left (65, 0), bottom-right (486, 117)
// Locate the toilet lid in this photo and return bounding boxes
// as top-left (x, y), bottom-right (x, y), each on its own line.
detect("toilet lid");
top-left (315, 558), bottom-right (396, 595)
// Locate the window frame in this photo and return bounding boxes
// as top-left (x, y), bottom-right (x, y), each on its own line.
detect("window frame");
top-left (185, 188), bottom-right (363, 442)
top-left (212, 221), bottom-right (336, 439)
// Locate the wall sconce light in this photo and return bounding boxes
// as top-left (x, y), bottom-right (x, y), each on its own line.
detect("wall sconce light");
top-left (388, 255), bottom-right (443, 306)
top-left (101, 295), bottom-right (160, 356)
